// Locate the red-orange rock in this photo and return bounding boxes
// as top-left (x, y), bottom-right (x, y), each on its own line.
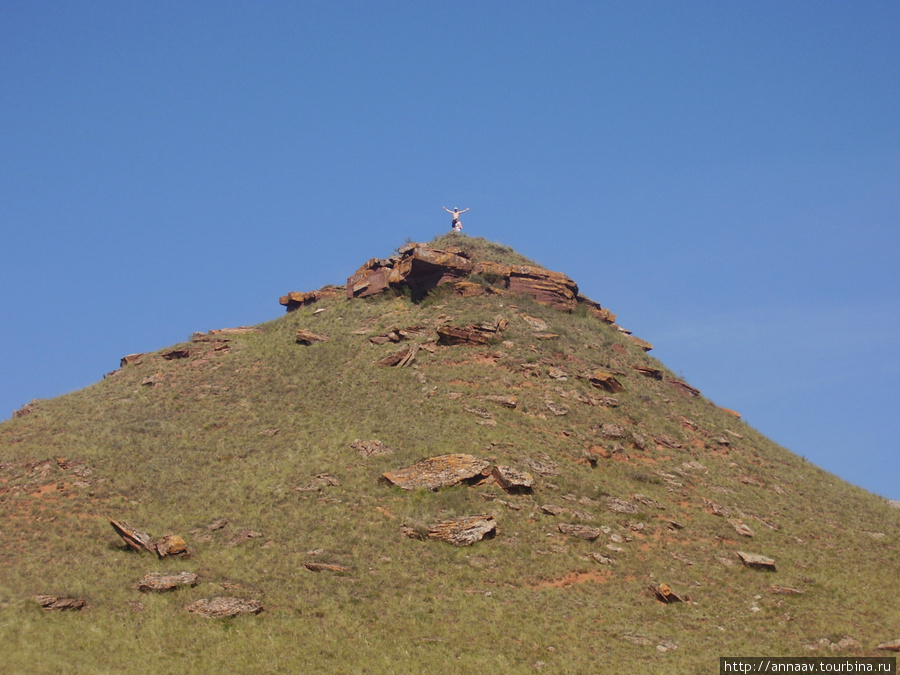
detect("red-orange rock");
top-left (508, 265), bottom-right (579, 312)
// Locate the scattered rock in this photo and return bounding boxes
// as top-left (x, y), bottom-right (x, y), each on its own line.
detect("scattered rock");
top-left (428, 515), bottom-right (497, 546)
top-left (627, 335), bottom-right (653, 351)
top-left (522, 315), bottom-right (550, 332)
top-left (120, 353), bottom-right (145, 367)
top-left (667, 379), bottom-right (700, 397)
top-left (600, 423), bottom-right (627, 439)
top-left (137, 571), bottom-right (199, 593)
top-left (186, 597), bottom-right (263, 618)
top-left (548, 367), bottom-right (568, 381)
top-left (207, 518), bottom-right (229, 531)
top-left (34, 595), bottom-right (87, 611)
top-left (295, 329), bottom-right (329, 345)
top-left (605, 497), bottom-right (640, 514)
top-left (876, 639), bottom-right (900, 652)
top-left (161, 348), bottom-right (190, 360)
top-left (109, 520), bottom-right (154, 554)
top-left (154, 534), bottom-right (190, 558)
top-left (491, 466), bottom-right (534, 493)
top-left (522, 457), bottom-right (560, 477)
top-left (591, 552), bottom-right (615, 565)
top-left (376, 343), bottom-right (419, 367)
top-left (484, 394), bottom-right (517, 408)
top-left (655, 434), bottom-right (683, 449)
top-left (651, 583), bottom-right (683, 603)
top-left (304, 562), bottom-right (351, 573)
top-left (589, 371), bottom-right (625, 393)
top-left (544, 401), bottom-right (569, 416)
top-left (729, 519), bottom-right (755, 538)
top-left (437, 317), bottom-right (508, 346)
top-left (382, 454), bottom-right (491, 490)
top-left (632, 494), bottom-right (666, 510)
top-left (631, 365), bottom-right (663, 380)
top-left (768, 585), bottom-right (804, 595)
top-left (736, 551), bottom-right (777, 571)
top-left (279, 287), bottom-right (340, 311)
top-left (557, 523), bottom-right (602, 541)
top-left (13, 400), bottom-right (38, 418)
top-left (296, 473), bottom-right (341, 492)
top-left (227, 530), bottom-right (263, 547)
top-left (350, 439), bottom-right (394, 457)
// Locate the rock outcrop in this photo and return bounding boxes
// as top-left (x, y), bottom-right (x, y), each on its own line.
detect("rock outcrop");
top-left (427, 515), bottom-right (497, 546)
top-left (281, 243), bottom-right (616, 317)
top-left (382, 454), bottom-right (491, 490)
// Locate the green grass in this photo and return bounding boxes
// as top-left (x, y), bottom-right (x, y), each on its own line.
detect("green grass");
top-left (1, 240), bottom-right (898, 673)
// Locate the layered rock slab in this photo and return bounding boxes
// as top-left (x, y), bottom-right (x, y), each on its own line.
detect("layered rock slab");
top-left (382, 454), bottom-right (491, 490)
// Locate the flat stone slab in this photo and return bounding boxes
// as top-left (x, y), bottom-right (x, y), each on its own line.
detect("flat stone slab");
top-left (876, 639), bottom-right (900, 652)
top-left (382, 454), bottom-right (490, 490)
top-left (186, 597), bottom-right (263, 618)
top-left (557, 523), bottom-right (603, 541)
top-left (428, 515), bottom-right (497, 546)
top-left (736, 551), bottom-right (777, 571)
top-left (138, 571), bottom-right (199, 593)
top-left (35, 595), bottom-right (87, 611)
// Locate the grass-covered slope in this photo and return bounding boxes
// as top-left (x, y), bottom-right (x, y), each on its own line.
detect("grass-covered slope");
top-left (1, 237), bottom-right (897, 673)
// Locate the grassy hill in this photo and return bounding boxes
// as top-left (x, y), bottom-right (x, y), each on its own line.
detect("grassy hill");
top-left (1, 235), bottom-right (897, 673)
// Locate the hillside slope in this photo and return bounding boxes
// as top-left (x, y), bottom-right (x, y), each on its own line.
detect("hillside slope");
top-left (1, 236), bottom-right (897, 673)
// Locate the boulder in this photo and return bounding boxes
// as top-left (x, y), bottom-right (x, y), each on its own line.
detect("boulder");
top-left (137, 571), bottom-right (199, 592)
top-left (589, 371), bottom-right (625, 393)
top-left (651, 583), bottom-right (683, 603)
top-left (154, 534), bottom-right (189, 558)
top-left (736, 551), bottom-right (777, 571)
top-left (109, 519), bottom-right (154, 554)
top-left (382, 454), bottom-right (491, 490)
top-left (389, 246), bottom-right (474, 296)
top-left (427, 515), bottom-right (497, 546)
top-left (346, 259), bottom-right (395, 299)
top-left (876, 639), bottom-right (900, 652)
top-left (186, 597), bottom-right (263, 618)
top-left (557, 523), bottom-right (602, 540)
top-left (34, 595), bottom-right (87, 611)
top-left (491, 466), bottom-right (534, 493)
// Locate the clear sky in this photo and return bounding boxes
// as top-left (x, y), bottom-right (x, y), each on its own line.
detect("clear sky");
top-left (2, 2), bottom-right (898, 500)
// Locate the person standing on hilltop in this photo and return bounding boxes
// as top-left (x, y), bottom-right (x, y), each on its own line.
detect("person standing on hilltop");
top-left (443, 206), bottom-right (469, 232)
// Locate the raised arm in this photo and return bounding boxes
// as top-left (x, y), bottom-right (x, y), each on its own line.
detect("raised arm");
top-left (458, 207), bottom-right (470, 214)
top-left (442, 206), bottom-right (453, 214)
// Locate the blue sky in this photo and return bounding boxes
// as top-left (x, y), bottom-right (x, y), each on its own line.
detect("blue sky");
top-left (2, 2), bottom-right (897, 500)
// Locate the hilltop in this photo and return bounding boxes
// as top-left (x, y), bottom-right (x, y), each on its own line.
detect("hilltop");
top-left (1, 235), bottom-right (898, 673)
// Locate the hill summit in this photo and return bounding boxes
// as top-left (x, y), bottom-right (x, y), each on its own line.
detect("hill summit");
top-left (1, 235), bottom-right (898, 672)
